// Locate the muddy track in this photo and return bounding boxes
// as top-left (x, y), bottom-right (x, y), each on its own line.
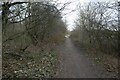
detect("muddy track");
top-left (55, 38), bottom-right (115, 78)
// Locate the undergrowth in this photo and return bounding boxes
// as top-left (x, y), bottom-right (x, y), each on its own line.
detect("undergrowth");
top-left (3, 46), bottom-right (58, 78)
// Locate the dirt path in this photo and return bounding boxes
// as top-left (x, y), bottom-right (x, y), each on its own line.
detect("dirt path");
top-left (56, 38), bottom-right (115, 78)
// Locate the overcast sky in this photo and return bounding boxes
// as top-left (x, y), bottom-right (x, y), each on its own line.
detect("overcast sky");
top-left (56, 0), bottom-right (118, 31)
top-left (2, 0), bottom-right (119, 31)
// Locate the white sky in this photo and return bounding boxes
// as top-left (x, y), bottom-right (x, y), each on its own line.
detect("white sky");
top-left (2, 0), bottom-right (119, 31)
top-left (56, 0), bottom-right (118, 31)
